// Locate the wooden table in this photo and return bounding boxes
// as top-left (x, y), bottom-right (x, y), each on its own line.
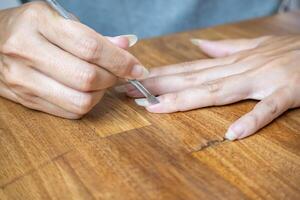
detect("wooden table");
top-left (1, 12), bottom-right (300, 200)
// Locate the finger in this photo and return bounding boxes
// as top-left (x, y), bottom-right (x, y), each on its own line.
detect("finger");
top-left (1, 62), bottom-right (104, 115)
top-left (122, 67), bottom-right (240, 97)
top-left (38, 18), bottom-right (148, 79)
top-left (135, 74), bottom-right (252, 113)
top-left (120, 58), bottom-right (265, 97)
top-left (225, 88), bottom-right (291, 141)
top-left (19, 96), bottom-right (83, 119)
top-left (148, 57), bottom-right (236, 78)
top-left (32, 73), bottom-right (105, 115)
top-left (0, 79), bottom-right (81, 119)
top-left (0, 79), bottom-right (18, 102)
top-left (248, 36), bottom-right (300, 57)
top-left (190, 36), bottom-right (270, 58)
top-left (115, 56), bottom-right (239, 93)
top-left (149, 36), bottom-right (270, 77)
top-left (106, 34), bottom-right (138, 49)
top-left (26, 36), bottom-right (118, 92)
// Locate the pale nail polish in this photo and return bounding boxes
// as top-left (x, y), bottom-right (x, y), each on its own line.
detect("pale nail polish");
top-left (225, 129), bottom-right (237, 141)
top-left (225, 123), bottom-right (245, 141)
top-left (190, 38), bottom-right (202, 46)
top-left (114, 85), bottom-right (127, 93)
top-left (131, 65), bottom-right (149, 79)
top-left (122, 34), bottom-right (138, 47)
top-left (135, 98), bottom-right (150, 107)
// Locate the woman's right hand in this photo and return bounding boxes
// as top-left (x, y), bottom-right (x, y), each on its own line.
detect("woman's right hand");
top-left (0, 1), bottom-right (148, 119)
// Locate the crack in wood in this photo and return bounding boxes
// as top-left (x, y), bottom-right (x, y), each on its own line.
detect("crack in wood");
top-left (192, 138), bottom-right (227, 152)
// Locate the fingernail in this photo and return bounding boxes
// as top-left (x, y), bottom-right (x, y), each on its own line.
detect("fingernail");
top-left (190, 38), bottom-right (208, 46)
top-left (114, 85), bottom-right (127, 93)
top-left (121, 34), bottom-right (138, 47)
top-left (131, 65), bottom-right (149, 79)
top-left (135, 98), bottom-right (150, 107)
top-left (225, 123), bottom-right (245, 141)
top-left (225, 129), bottom-right (237, 141)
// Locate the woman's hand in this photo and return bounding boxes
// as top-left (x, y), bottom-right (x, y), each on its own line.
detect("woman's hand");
top-left (0, 2), bottom-right (148, 119)
top-left (118, 35), bottom-right (300, 140)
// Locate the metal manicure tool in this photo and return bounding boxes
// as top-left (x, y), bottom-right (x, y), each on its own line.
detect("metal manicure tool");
top-left (45, 0), bottom-right (160, 105)
top-left (128, 80), bottom-right (159, 104)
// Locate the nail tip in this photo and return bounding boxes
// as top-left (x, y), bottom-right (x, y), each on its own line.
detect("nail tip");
top-left (225, 136), bottom-right (236, 141)
top-left (190, 38), bottom-right (209, 46)
top-left (135, 98), bottom-right (150, 107)
top-left (225, 130), bottom-right (237, 141)
top-left (132, 65), bottom-right (149, 79)
top-left (123, 34), bottom-right (138, 47)
top-left (142, 68), bottom-right (150, 79)
top-left (190, 38), bottom-right (200, 46)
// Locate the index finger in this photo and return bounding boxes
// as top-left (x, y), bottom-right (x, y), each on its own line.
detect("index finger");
top-left (136, 74), bottom-right (252, 113)
top-left (38, 11), bottom-right (148, 79)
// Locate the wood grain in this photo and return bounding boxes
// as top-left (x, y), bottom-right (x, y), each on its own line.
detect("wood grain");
top-left (0, 11), bottom-right (300, 200)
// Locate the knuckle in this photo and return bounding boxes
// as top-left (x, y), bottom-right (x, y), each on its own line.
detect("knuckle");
top-left (203, 80), bottom-right (221, 93)
top-left (2, 65), bottom-right (20, 87)
top-left (183, 73), bottom-right (201, 86)
top-left (163, 93), bottom-right (181, 111)
top-left (262, 99), bottom-right (278, 115)
top-left (202, 80), bottom-right (222, 105)
top-left (1, 34), bottom-right (21, 56)
top-left (77, 68), bottom-right (98, 92)
top-left (79, 37), bottom-right (102, 61)
top-left (75, 94), bottom-right (94, 115)
top-left (110, 52), bottom-right (134, 77)
top-left (163, 93), bottom-right (179, 103)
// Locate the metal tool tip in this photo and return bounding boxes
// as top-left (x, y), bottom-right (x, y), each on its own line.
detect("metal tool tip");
top-left (148, 95), bottom-right (160, 105)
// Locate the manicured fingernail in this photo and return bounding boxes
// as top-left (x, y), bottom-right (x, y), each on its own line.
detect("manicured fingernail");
top-left (114, 85), bottom-right (127, 93)
top-left (225, 123), bottom-right (245, 141)
top-left (122, 34), bottom-right (138, 47)
top-left (225, 129), bottom-right (237, 141)
top-left (131, 65), bottom-right (149, 79)
top-left (190, 38), bottom-right (202, 46)
top-left (135, 98), bottom-right (150, 107)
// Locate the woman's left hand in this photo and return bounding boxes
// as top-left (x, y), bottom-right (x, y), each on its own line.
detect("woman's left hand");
top-left (116, 35), bottom-right (300, 141)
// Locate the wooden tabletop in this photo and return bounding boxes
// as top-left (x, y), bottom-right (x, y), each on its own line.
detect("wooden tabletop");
top-left (1, 12), bottom-right (300, 200)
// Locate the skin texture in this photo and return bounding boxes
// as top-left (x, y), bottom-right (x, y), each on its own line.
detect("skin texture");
top-left (0, 2), bottom-right (148, 119)
top-left (120, 35), bottom-right (300, 141)
top-left (0, 2), bottom-right (299, 141)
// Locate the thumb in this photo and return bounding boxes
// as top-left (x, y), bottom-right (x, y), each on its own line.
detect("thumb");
top-left (106, 34), bottom-right (138, 49)
top-left (190, 36), bottom-right (270, 58)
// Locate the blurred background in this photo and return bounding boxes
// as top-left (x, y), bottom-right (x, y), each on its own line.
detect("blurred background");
top-left (1, 0), bottom-right (298, 39)
top-left (0, 0), bottom-right (20, 9)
